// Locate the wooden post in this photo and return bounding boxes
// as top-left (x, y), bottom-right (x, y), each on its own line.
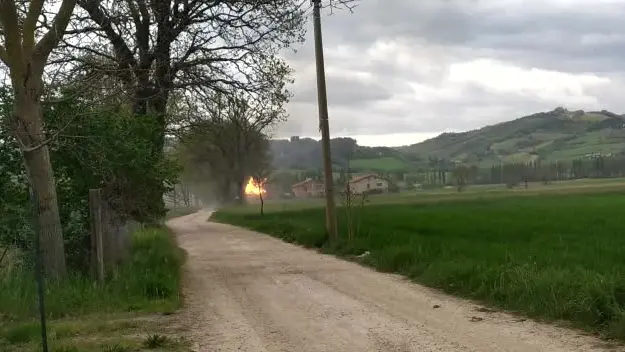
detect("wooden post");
top-left (312, 0), bottom-right (338, 239)
top-left (89, 189), bottom-right (104, 282)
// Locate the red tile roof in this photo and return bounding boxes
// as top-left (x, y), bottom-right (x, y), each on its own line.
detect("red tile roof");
top-left (349, 173), bottom-right (380, 183)
top-left (291, 178), bottom-right (321, 188)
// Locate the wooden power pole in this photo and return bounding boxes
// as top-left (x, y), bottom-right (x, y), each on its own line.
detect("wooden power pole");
top-left (312, 0), bottom-right (338, 239)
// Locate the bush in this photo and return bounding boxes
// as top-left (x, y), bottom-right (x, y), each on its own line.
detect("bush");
top-left (0, 88), bottom-right (179, 271)
top-left (0, 227), bottom-right (183, 321)
top-left (387, 182), bottom-right (400, 193)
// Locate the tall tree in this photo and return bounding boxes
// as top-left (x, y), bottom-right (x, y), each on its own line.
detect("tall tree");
top-left (178, 91), bottom-right (281, 203)
top-left (60, 0), bottom-right (304, 153)
top-left (52, 0), bottom-right (304, 211)
top-left (0, 0), bottom-right (77, 279)
top-left (452, 165), bottom-right (469, 192)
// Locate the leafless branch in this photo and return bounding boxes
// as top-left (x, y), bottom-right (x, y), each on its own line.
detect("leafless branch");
top-left (322, 0), bottom-right (358, 12)
top-left (22, 0), bottom-right (46, 53)
top-left (32, 0), bottom-right (77, 72)
top-left (47, 0), bottom-right (311, 120)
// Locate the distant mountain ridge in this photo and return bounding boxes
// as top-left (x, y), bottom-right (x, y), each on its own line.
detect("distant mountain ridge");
top-left (398, 107), bottom-right (625, 166)
top-left (271, 108), bottom-right (625, 172)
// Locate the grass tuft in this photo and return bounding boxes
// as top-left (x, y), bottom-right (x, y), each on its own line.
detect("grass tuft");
top-left (102, 343), bottom-right (132, 352)
top-left (143, 333), bottom-right (170, 349)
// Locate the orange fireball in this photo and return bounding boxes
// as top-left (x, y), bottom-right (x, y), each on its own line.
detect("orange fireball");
top-left (244, 177), bottom-right (266, 196)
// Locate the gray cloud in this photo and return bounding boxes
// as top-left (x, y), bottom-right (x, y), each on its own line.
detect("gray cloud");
top-left (290, 74), bottom-right (392, 106)
top-left (278, 0), bottom-right (625, 144)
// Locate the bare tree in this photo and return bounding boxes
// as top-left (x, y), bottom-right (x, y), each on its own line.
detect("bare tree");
top-left (54, 1), bottom-right (306, 153)
top-left (251, 159), bottom-right (271, 216)
top-left (0, 0), bottom-right (77, 279)
top-left (452, 165), bottom-right (469, 192)
top-left (178, 91), bottom-right (277, 204)
top-left (53, 0), bottom-right (357, 146)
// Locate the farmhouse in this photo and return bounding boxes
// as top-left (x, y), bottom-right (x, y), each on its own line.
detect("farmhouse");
top-left (348, 174), bottom-right (389, 194)
top-left (291, 178), bottom-right (325, 198)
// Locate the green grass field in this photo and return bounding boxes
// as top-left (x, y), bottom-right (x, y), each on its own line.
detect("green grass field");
top-left (214, 188), bottom-right (625, 339)
top-left (233, 177), bottom-right (625, 214)
top-left (349, 157), bottom-right (407, 172)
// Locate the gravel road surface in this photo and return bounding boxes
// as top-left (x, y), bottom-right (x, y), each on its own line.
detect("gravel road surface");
top-left (168, 211), bottom-right (622, 352)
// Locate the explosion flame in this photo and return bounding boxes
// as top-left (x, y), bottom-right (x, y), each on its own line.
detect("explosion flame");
top-left (244, 177), bottom-right (266, 196)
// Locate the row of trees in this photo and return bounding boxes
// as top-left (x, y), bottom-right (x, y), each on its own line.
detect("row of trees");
top-left (0, 0), bottom-right (325, 279)
top-left (429, 155), bottom-right (625, 190)
top-left (253, 152), bottom-right (625, 199)
top-left (484, 156), bottom-right (625, 185)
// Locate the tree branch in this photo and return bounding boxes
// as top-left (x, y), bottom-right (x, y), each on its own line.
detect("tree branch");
top-left (22, 0), bottom-right (46, 54)
top-left (77, 0), bottom-right (137, 72)
top-left (12, 106), bottom-right (84, 154)
top-left (33, 0), bottom-right (78, 71)
top-left (0, 0), bottom-right (25, 72)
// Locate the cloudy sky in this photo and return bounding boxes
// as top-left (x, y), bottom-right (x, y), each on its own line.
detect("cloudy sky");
top-left (275, 0), bottom-right (625, 146)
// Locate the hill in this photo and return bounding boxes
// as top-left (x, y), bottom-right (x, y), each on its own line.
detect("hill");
top-left (270, 136), bottom-right (416, 172)
top-left (270, 108), bottom-right (625, 173)
top-left (398, 107), bottom-right (625, 166)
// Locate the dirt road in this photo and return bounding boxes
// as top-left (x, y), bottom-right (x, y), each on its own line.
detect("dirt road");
top-left (168, 211), bottom-right (622, 352)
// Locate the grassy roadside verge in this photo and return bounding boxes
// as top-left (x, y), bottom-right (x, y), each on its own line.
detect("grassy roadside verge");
top-left (0, 227), bottom-right (187, 352)
top-left (213, 191), bottom-right (625, 340)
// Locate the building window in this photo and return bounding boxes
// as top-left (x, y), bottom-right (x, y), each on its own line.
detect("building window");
top-left (377, 182), bottom-right (383, 187)
top-left (367, 184), bottom-right (370, 189)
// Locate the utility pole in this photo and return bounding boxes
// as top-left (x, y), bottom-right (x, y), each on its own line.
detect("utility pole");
top-left (312, 0), bottom-right (338, 239)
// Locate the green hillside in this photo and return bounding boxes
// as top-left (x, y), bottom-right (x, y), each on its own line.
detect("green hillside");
top-left (398, 107), bottom-right (625, 166)
top-left (349, 157), bottom-right (407, 171)
top-left (271, 137), bottom-right (415, 172)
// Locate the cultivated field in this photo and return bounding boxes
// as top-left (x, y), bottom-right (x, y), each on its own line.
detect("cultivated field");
top-left (228, 177), bottom-right (625, 214)
top-left (213, 181), bottom-right (625, 340)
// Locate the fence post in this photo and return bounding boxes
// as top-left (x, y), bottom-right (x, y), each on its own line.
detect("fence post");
top-left (89, 189), bottom-right (104, 282)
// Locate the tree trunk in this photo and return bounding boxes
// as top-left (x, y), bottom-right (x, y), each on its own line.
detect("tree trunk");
top-left (236, 180), bottom-right (245, 205)
top-left (259, 193), bottom-right (264, 216)
top-left (22, 131), bottom-right (67, 280)
top-left (1, 0), bottom-right (76, 280)
top-left (14, 89), bottom-right (67, 279)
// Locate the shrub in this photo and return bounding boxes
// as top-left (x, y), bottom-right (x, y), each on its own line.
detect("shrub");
top-left (0, 227), bottom-right (183, 320)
